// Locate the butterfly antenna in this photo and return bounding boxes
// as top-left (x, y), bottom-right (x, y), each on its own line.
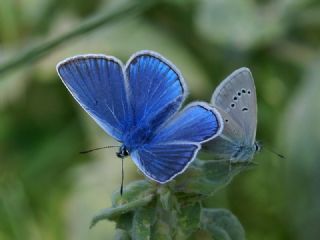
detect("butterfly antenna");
top-left (264, 146), bottom-right (285, 159)
top-left (80, 145), bottom-right (119, 154)
top-left (120, 157), bottom-right (124, 196)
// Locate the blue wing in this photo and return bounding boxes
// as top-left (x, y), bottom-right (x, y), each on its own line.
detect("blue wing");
top-left (131, 103), bottom-right (223, 183)
top-left (125, 51), bottom-right (186, 134)
top-left (131, 143), bottom-right (199, 183)
top-left (151, 103), bottom-right (223, 144)
top-left (57, 55), bottom-right (131, 141)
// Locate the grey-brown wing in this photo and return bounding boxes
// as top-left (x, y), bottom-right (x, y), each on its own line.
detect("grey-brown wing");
top-left (203, 106), bottom-right (244, 160)
top-left (211, 67), bottom-right (257, 146)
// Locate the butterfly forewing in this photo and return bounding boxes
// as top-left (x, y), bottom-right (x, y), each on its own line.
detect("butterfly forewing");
top-left (212, 68), bottom-right (257, 146)
top-left (57, 55), bottom-right (131, 141)
top-left (125, 51), bottom-right (186, 133)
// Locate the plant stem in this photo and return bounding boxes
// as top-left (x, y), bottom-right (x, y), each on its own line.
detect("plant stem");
top-left (0, 1), bottom-right (152, 76)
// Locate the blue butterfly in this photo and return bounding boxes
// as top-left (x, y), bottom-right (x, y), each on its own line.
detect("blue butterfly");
top-left (56, 50), bottom-right (223, 184)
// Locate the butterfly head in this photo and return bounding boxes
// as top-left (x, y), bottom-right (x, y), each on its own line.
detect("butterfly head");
top-left (254, 141), bottom-right (262, 153)
top-left (116, 145), bottom-right (130, 159)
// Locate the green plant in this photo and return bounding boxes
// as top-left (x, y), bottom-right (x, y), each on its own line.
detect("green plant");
top-left (91, 159), bottom-right (252, 239)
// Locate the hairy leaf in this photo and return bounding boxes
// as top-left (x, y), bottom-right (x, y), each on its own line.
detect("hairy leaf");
top-left (176, 202), bottom-right (201, 239)
top-left (116, 212), bottom-right (134, 232)
top-left (132, 204), bottom-right (156, 240)
top-left (151, 219), bottom-right (173, 240)
top-left (90, 194), bottom-right (154, 228)
top-left (114, 229), bottom-right (131, 240)
top-left (174, 159), bottom-right (254, 196)
top-left (112, 180), bottom-right (156, 206)
top-left (200, 208), bottom-right (245, 240)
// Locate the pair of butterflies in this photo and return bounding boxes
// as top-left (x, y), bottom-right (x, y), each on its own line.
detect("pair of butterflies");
top-left (57, 50), bottom-right (259, 184)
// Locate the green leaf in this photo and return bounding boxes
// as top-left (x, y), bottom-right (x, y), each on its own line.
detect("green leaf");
top-left (132, 205), bottom-right (156, 240)
top-left (176, 202), bottom-right (201, 239)
top-left (114, 229), bottom-right (131, 240)
top-left (200, 208), bottom-right (245, 240)
top-left (116, 212), bottom-right (134, 232)
top-left (150, 201), bottom-right (178, 240)
top-left (90, 180), bottom-right (155, 228)
top-left (159, 190), bottom-right (172, 211)
top-left (158, 185), bottom-right (178, 211)
top-left (151, 219), bottom-right (173, 240)
top-left (90, 193), bottom-right (154, 228)
top-left (174, 159), bottom-right (254, 196)
top-left (112, 180), bottom-right (156, 207)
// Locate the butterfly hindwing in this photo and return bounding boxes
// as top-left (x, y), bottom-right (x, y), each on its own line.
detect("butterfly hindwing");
top-left (57, 55), bottom-right (131, 141)
top-left (151, 103), bottom-right (222, 144)
top-left (203, 107), bottom-right (245, 160)
top-left (131, 143), bottom-right (199, 183)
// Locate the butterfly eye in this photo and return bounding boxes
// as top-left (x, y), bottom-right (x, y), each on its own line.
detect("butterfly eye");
top-left (124, 149), bottom-right (130, 156)
top-left (231, 103), bottom-right (235, 108)
top-left (247, 90), bottom-right (251, 94)
top-left (233, 96), bottom-right (238, 101)
top-left (241, 89), bottom-right (246, 93)
top-left (237, 92), bottom-right (241, 96)
top-left (225, 119), bottom-right (229, 123)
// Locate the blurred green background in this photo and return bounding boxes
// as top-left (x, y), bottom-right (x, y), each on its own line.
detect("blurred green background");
top-left (0, 0), bottom-right (319, 239)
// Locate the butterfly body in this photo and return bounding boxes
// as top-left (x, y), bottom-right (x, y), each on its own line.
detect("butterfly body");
top-left (204, 67), bottom-right (260, 162)
top-left (57, 51), bottom-right (223, 183)
top-left (228, 142), bottom-right (260, 162)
